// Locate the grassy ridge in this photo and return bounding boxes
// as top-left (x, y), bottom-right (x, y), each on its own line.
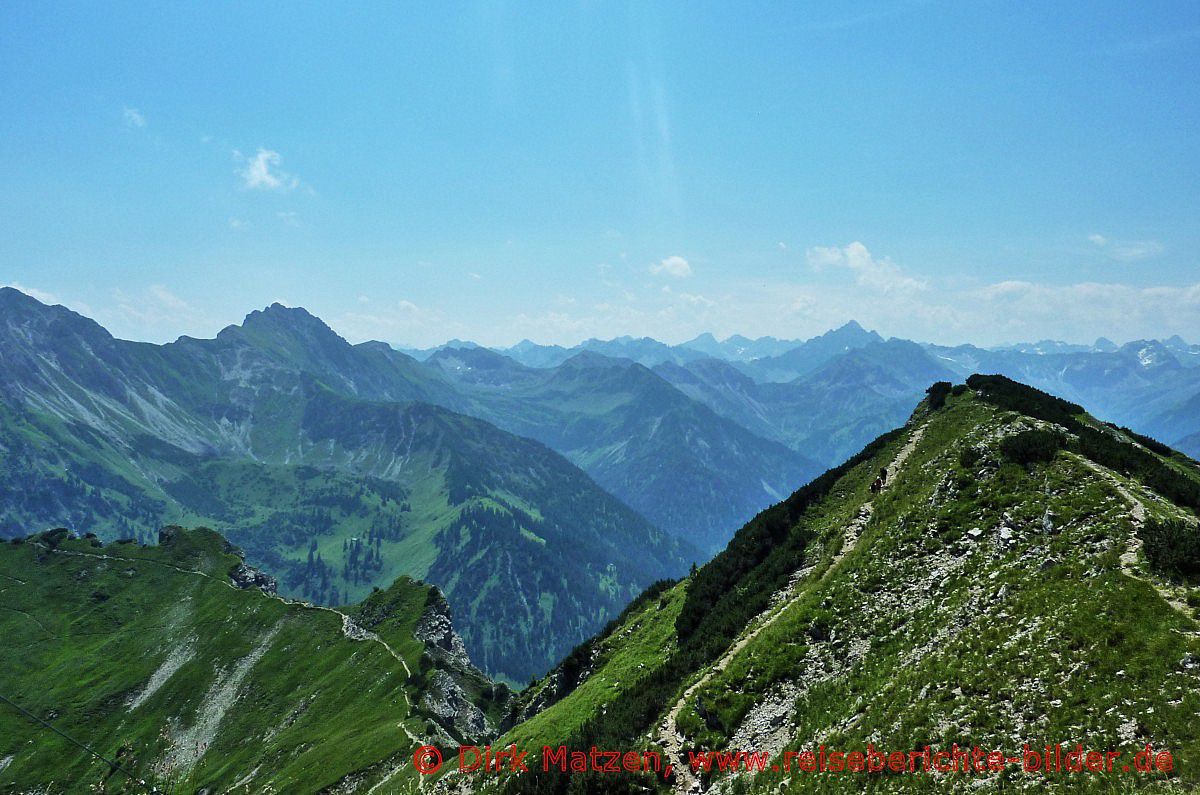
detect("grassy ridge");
top-left (497, 380), bottom-right (1200, 793)
top-left (0, 529), bottom-right (434, 792)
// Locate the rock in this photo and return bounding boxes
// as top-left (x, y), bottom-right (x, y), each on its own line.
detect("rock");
top-left (414, 590), bottom-right (472, 664)
top-left (228, 563), bottom-right (277, 594)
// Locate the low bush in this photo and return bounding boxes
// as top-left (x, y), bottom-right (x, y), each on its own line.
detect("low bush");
top-left (999, 429), bottom-right (1063, 466)
top-left (1142, 518), bottom-right (1200, 582)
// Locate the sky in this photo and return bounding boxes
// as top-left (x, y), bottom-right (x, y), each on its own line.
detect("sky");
top-left (1, 1), bottom-right (1198, 348)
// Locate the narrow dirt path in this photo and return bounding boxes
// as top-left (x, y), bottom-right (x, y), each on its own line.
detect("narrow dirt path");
top-left (657, 422), bottom-right (927, 793)
top-left (1078, 458), bottom-right (1198, 624)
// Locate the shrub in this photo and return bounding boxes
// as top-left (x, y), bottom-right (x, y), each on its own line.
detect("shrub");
top-left (969, 373), bottom-right (1200, 512)
top-left (1118, 426), bottom-right (1173, 457)
top-left (966, 374), bottom-right (1083, 423)
top-left (926, 381), bottom-right (953, 410)
top-left (1142, 518), bottom-right (1200, 582)
top-left (999, 429), bottom-right (1063, 466)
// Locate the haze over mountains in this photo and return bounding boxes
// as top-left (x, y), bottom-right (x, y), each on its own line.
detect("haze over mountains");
top-left (7, 376), bottom-right (1200, 792)
top-left (2, 285), bottom-right (1199, 684)
top-left (410, 316), bottom-right (1200, 465)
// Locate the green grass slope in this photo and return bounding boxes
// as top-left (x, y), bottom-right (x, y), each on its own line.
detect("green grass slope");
top-left (0, 527), bottom-right (497, 793)
top-left (496, 378), bottom-right (1200, 794)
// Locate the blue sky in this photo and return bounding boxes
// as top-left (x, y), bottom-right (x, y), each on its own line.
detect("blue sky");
top-left (2, 1), bottom-right (1198, 347)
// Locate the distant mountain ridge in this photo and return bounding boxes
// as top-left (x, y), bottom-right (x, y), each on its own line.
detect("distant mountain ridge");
top-left (0, 287), bottom-right (693, 683)
top-left (411, 319), bottom-right (1200, 462)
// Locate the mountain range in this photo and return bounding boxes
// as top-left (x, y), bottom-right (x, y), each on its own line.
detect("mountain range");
top-left (2, 285), bottom-right (1199, 684)
top-left (499, 375), bottom-right (1200, 793)
top-left (4, 376), bottom-right (1199, 792)
top-left (421, 317), bottom-right (1200, 467)
top-left (0, 288), bottom-right (693, 683)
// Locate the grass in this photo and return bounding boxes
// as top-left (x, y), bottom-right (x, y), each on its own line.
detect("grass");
top-left (0, 529), bottom-right (432, 793)
top-left (500, 386), bottom-right (1200, 795)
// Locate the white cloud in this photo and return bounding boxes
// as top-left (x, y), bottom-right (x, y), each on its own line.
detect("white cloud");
top-left (806, 241), bottom-right (928, 294)
top-left (236, 148), bottom-right (301, 191)
top-left (276, 211), bottom-right (301, 227)
top-left (123, 107), bottom-right (146, 128)
top-left (1087, 232), bottom-right (1164, 262)
top-left (650, 255), bottom-right (692, 278)
top-left (1109, 241), bottom-right (1165, 262)
top-left (228, 217), bottom-right (245, 229)
top-left (1, 282), bottom-right (60, 305)
top-left (103, 285), bottom-right (203, 339)
top-left (147, 285), bottom-right (187, 311)
top-left (967, 279), bottom-right (1200, 340)
top-left (679, 292), bottom-right (716, 308)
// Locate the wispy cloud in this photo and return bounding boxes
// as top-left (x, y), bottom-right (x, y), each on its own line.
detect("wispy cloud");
top-left (1, 282), bottom-right (59, 305)
top-left (99, 285), bottom-right (206, 341)
top-left (1088, 232), bottom-right (1164, 263)
top-left (679, 292), bottom-right (716, 308)
top-left (235, 148), bottom-right (301, 191)
top-left (123, 107), bottom-right (146, 128)
top-left (807, 241), bottom-right (928, 294)
top-left (338, 299), bottom-right (464, 347)
top-left (649, 255), bottom-right (692, 278)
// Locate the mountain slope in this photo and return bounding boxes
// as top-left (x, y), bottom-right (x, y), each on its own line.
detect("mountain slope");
top-left (427, 349), bottom-right (822, 553)
top-left (656, 339), bottom-right (956, 467)
top-left (499, 377), bottom-right (1200, 793)
top-left (0, 289), bottom-right (691, 682)
top-left (0, 527), bottom-right (504, 793)
top-left (736, 320), bottom-right (884, 383)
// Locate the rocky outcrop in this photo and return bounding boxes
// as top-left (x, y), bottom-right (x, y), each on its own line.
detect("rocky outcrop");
top-left (414, 588), bottom-right (510, 741)
top-left (421, 669), bottom-right (492, 740)
top-left (414, 589), bottom-right (473, 665)
top-left (229, 562), bottom-right (277, 594)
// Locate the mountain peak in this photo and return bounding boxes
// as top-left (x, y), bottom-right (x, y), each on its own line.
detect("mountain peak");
top-left (231, 303), bottom-right (340, 341)
top-left (243, 301), bottom-right (323, 327)
top-left (813, 319), bottom-right (882, 346)
top-left (217, 302), bottom-right (353, 365)
top-left (0, 286), bottom-right (112, 343)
